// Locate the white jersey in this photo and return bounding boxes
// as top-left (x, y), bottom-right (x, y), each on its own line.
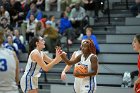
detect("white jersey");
top-left (74, 53), bottom-right (97, 93)
top-left (20, 49), bottom-right (44, 93)
top-left (0, 48), bottom-right (18, 91)
top-left (24, 49), bottom-right (43, 77)
top-left (74, 50), bottom-right (82, 58)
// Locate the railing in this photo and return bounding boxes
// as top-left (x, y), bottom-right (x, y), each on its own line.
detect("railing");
top-left (106, 0), bottom-right (111, 24)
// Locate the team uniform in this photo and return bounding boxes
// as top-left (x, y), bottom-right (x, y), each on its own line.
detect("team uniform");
top-left (136, 54), bottom-right (140, 93)
top-left (20, 49), bottom-right (43, 93)
top-left (74, 51), bottom-right (97, 93)
top-left (0, 48), bottom-right (19, 93)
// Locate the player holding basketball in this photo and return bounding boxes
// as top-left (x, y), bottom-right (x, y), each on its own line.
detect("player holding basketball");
top-left (20, 36), bottom-right (62, 93)
top-left (0, 31), bottom-right (19, 93)
top-left (132, 34), bottom-right (140, 93)
top-left (59, 39), bottom-right (98, 93)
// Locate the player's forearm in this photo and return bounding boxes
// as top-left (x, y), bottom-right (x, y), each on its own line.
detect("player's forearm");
top-left (45, 58), bottom-right (59, 72)
top-left (15, 76), bottom-right (19, 85)
top-left (82, 71), bottom-right (97, 77)
top-left (61, 54), bottom-right (74, 65)
top-left (15, 69), bottom-right (19, 85)
top-left (62, 65), bottom-right (72, 73)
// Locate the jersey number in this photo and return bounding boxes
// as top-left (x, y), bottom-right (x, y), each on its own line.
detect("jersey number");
top-left (0, 59), bottom-right (7, 71)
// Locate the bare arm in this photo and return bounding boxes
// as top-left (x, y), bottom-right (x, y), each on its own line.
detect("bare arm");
top-left (60, 53), bottom-right (81, 65)
top-left (61, 51), bottom-right (77, 80)
top-left (32, 50), bottom-right (61, 72)
top-left (43, 52), bottom-right (53, 63)
top-left (90, 55), bottom-right (98, 76)
top-left (13, 52), bottom-right (19, 85)
top-left (62, 52), bottom-right (76, 73)
top-left (83, 55), bottom-right (98, 77)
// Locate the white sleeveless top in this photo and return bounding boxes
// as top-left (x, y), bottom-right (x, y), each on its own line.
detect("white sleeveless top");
top-left (74, 53), bottom-right (97, 90)
top-left (74, 50), bottom-right (82, 58)
top-left (24, 49), bottom-right (44, 77)
top-left (0, 48), bottom-right (18, 90)
top-left (75, 53), bottom-right (98, 75)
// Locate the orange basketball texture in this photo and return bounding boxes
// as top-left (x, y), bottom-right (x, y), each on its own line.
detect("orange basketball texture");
top-left (73, 65), bottom-right (88, 78)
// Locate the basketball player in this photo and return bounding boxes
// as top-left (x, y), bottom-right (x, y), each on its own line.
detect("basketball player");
top-left (132, 34), bottom-right (140, 93)
top-left (59, 39), bottom-right (98, 93)
top-left (20, 36), bottom-right (62, 93)
top-left (0, 31), bottom-right (19, 93)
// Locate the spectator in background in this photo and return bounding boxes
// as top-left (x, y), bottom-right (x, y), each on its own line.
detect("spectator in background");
top-left (4, 35), bottom-right (19, 55)
top-left (43, 20), bottom-right (60, 53)
top-left (65, 6), bottom-right (72, 19)
top-left (21, 0), bottom-right (31, 20)
top-left (61, 0), bottom-right (72, 11)
top-left (136, 6), bottom-right (140, 17)
top-left (0, 5), bottom-right (10, 24)
top-left (130, 0), bottom-right (140, 17)
top-left (0, 17), bottom-right (13, 31)
top-left (69, 2), bottom-right (86, 25)
top-left (36, 0), bottom-right (45, 11)
top-left (59, 11), bottom-right (76, 45)
top-left (40, 14), bottom-right (48, 29)
top-left (49, 15), bottom-right (58, 30)
top-left (69, 2), bottom-right (86, 38)
top-left (82, 0), bottom-right (104, 18)
top-left (61, 0), bottom-right (81, 11)
top-left (26, 14), bottom-right (38, 42)
top-left (35, 21), bottom-right (45, 36)
top-left (26, 1), bottom-right (43, 20)
top-left (82, 0), bottom-right (94, 17)
top-left (13, 29), bottom-right (26, 53)
top-left (45, 0), bottom-right (61, 11)
top-left (9, 0), bottom-right (24, 27)
top-left (82, 27), bottom-right (100, 54)
top-left (0, 0), bottom-right (10, 11)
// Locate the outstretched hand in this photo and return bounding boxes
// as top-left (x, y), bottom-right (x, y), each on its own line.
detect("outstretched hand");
top-left (54, 46), bottom-right (63, 63)
top-left (55, 46), bottom-right (62, 55)
top-left (61, 72), bottom-right (67, 80)
top-left (56, 46), bottom-right (67, 56)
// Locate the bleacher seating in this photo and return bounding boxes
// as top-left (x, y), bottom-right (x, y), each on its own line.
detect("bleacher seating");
top-left (106, 34), bottom-right (134, 43)
top-left (116, 26), bottom-right (140, 34)
top-left (125, 17), bottom-right (140, 25)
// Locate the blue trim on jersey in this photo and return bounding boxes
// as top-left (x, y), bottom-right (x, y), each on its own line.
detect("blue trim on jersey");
top-left (88, 77), bottom-right (92, 93)
top-left (30, 77), bottom-right (32, 90)
top-left (30, 63), bottom-right (37, 89)
top-left (31, 63), bottom-right (37, 76)
top-left (25, 62), bottom-right (33, 93)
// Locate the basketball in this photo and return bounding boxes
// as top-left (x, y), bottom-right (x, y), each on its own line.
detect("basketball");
top-left (73, 65), bottom-right (88, 78)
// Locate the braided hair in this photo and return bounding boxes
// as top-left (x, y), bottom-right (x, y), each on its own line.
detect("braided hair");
top-left (82, 39), bottom-right (96, 54)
